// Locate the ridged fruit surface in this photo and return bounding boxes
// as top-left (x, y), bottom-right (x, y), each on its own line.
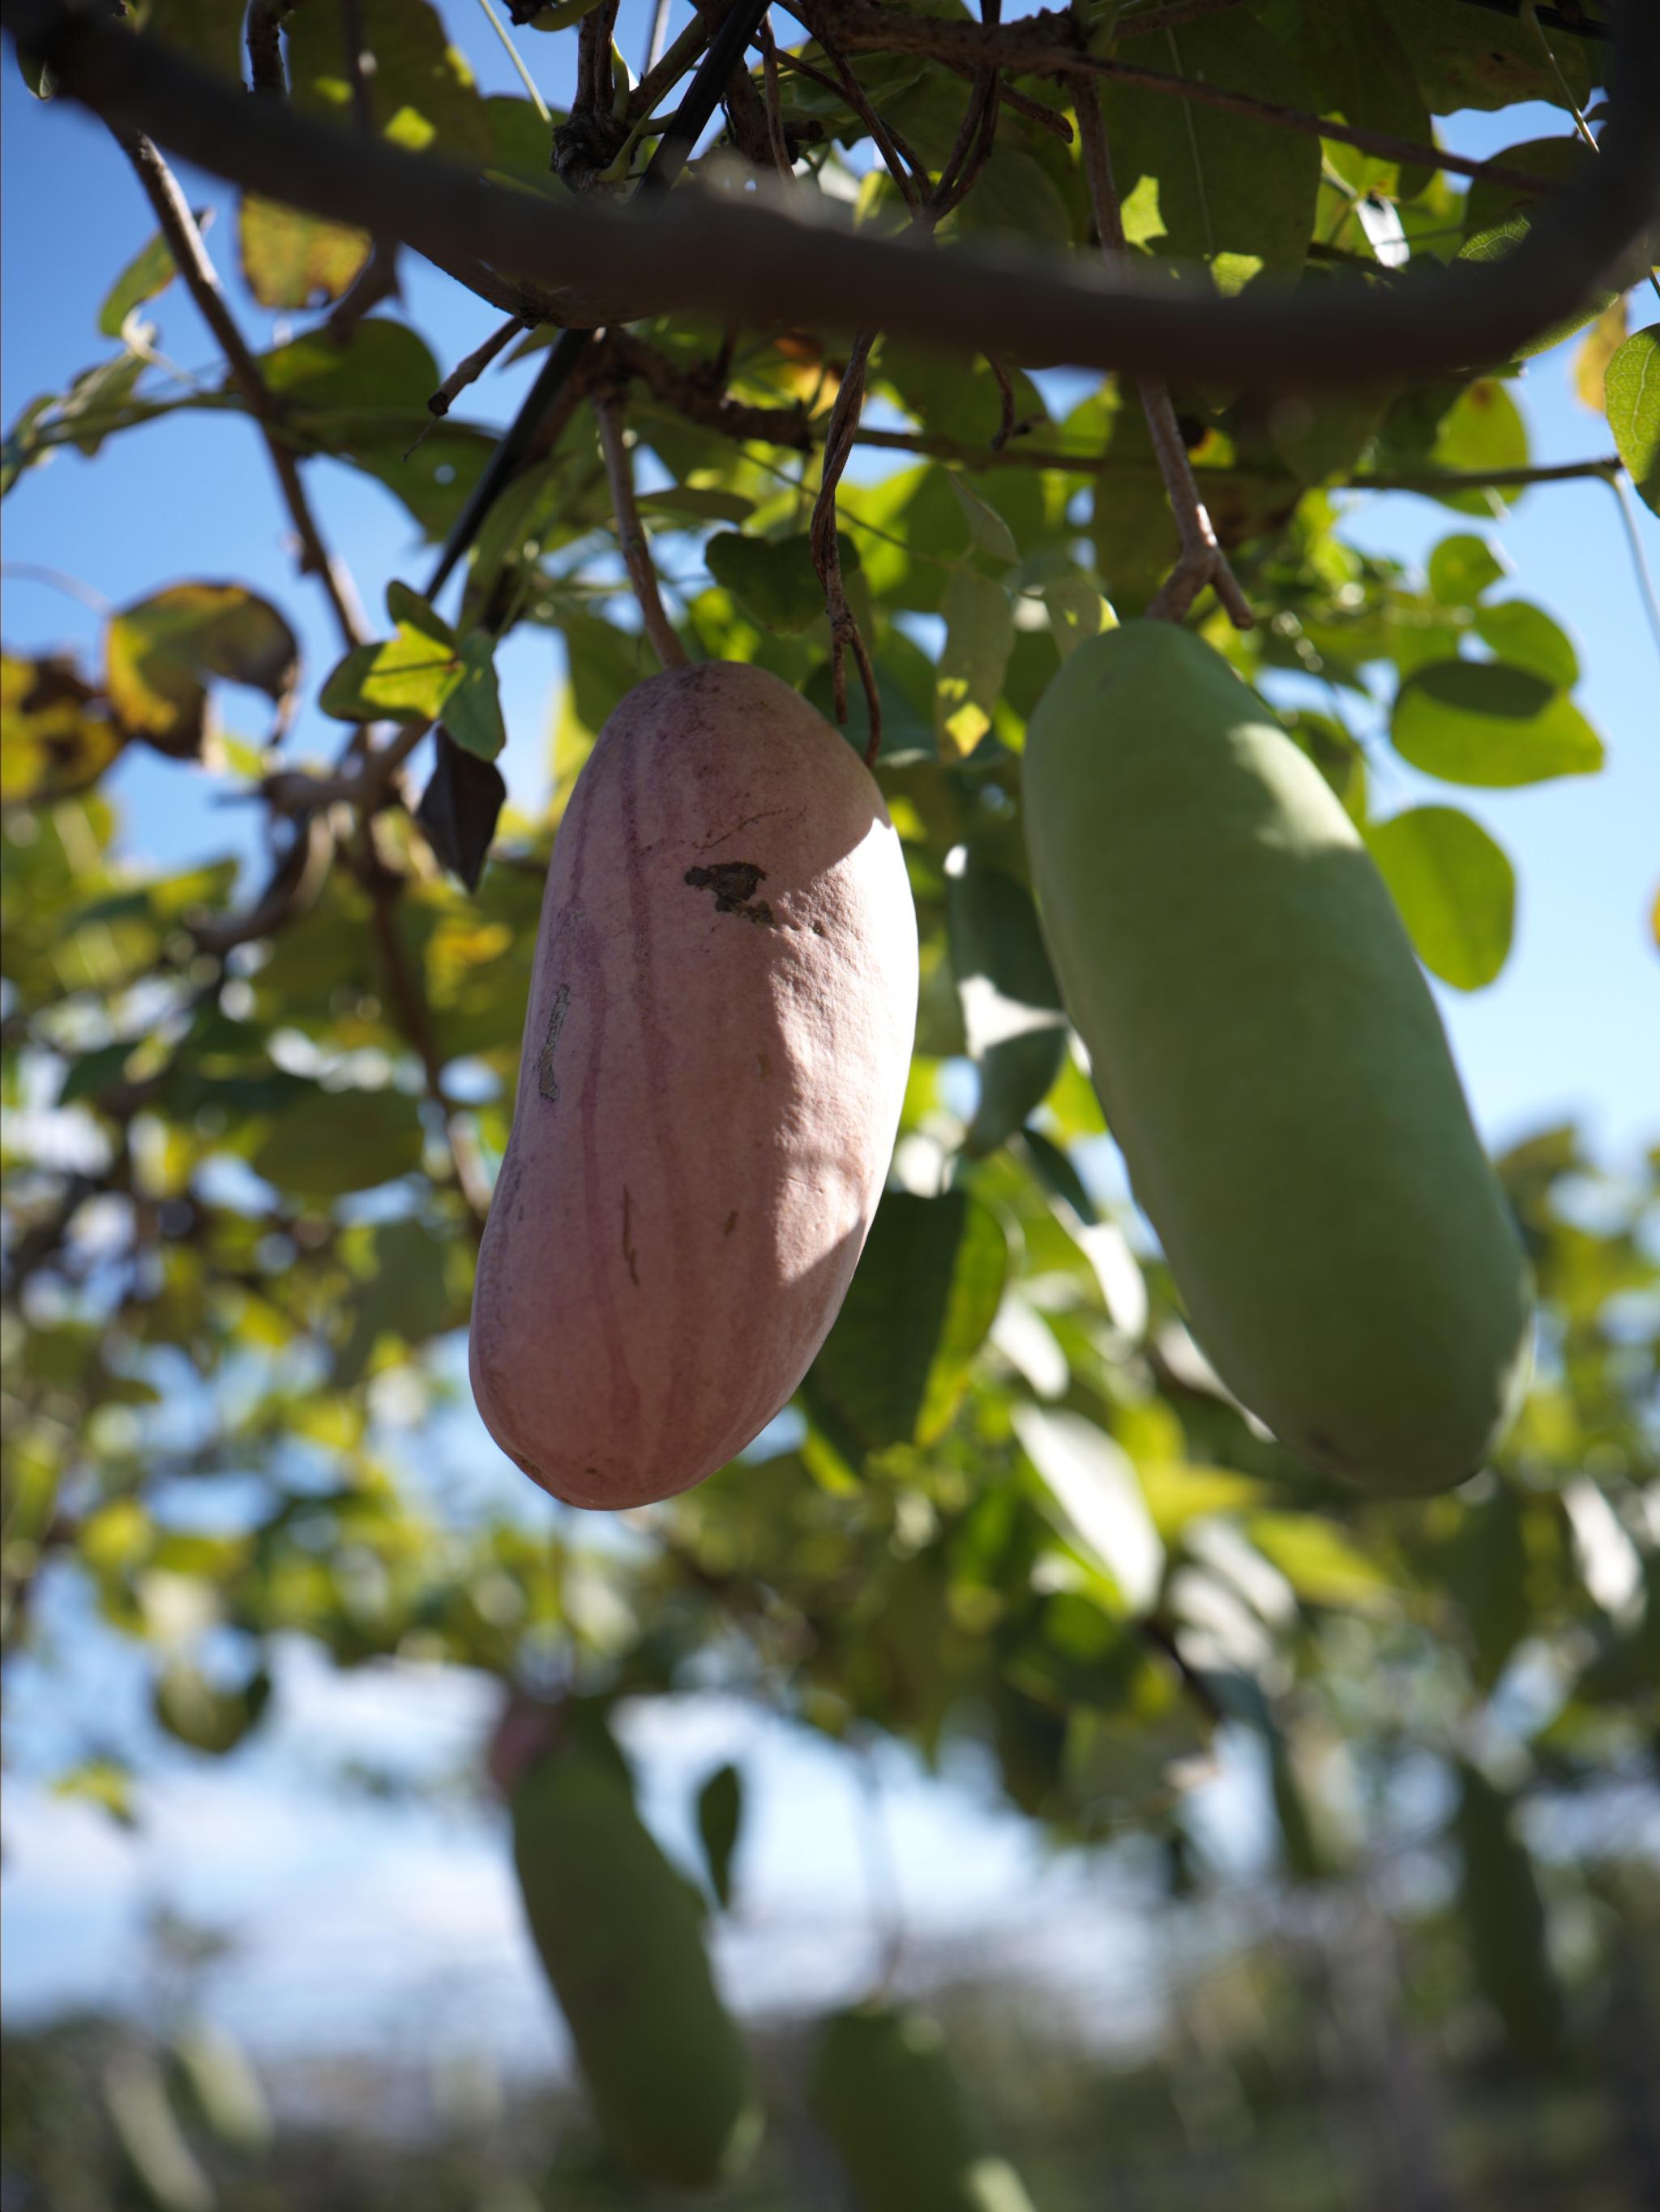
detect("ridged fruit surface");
top-left (809, 2004), bottom-right (1036, 2212)
top-left (1023, 622), bottom-right (1531, 1493)
top-left (470, 661), bottom-right (918, 1508)
top-left (511, 1734), bottom-right (759, 2186)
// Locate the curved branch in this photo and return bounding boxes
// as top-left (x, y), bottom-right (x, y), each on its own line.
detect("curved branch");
top-left (9, 0), bottom-right (1658, 393)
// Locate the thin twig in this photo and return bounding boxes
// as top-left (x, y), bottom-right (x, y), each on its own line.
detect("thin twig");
top-left (118, 131), bottom-right (369, 650)
top-left (1073, 76), bottom-right (1252, 629)
top-left (849, 425), bottom-right (1624, 495)
top-left (429, 315), bottom-right (527, 419)
top-left (596, 389), bottom-right (688, 670)
top-left (607, 328), bottom-right (813, 446)
top-left (643, 0), bottom-right (672, 74)
top-left (809, 331), bottom-right (882, 757)
top-left (474, 0), bottom-right (550, 120)
top-left (757, 11), bottom-right (797, 190)
top-left (338, 0), bottom-right (376, 135)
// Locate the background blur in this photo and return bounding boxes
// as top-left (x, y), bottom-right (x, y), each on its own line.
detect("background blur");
top-left (3, 4), bottom-right (1658, 2209)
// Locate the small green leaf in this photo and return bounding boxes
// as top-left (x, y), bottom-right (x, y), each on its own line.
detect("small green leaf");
top-left (695, 1763), bottom-right (742, 1910)
top-left (947, 853), bottom-right (1067, 1156)
top-left (947, 474), bottom-right (1017, 567)
top-left (251, 1085), bottom-right (426, 1199)
top-left (98, 223), bottom-right (192, 338)
top-left (704, 530), bottom-right (858, 633)
top-left (1457, 212), bottom-right (1617, 359)
top-left (1427, 533), bottom-right (1505, 607)
top-left (322, 588), bottom-right (467, 726)
top-left (1366, 805), bottom-right (1517, 990)
top-left (443, 633), bottom-right (507, 762)
top-left (935, 569), bottom-right (1012, 762)
top-left (1428, 378), bottom-right (1530, 513)
top-left (805, 1189), bottom-right (1008, 1452)
top-left (1605, 324), bottom-right (1660, 517)
top-left (1392, 660), bottom-right (1602, 787)
top-left (1041, 569), bottom-right (1113, 659)
top-left (1471, 599), bottom-right (1579, 690)
top-left (635, 485), bottom-right (754, 525)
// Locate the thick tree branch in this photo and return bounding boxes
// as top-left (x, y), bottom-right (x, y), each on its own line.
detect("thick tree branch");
top-left (12, 0), bottom-right (1658, 393)
top-left (117, 132), bottom-right (369, 650)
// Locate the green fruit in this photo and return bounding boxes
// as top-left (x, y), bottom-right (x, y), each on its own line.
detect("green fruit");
top-left (1452, 1763), bottom-right (1564, 2069)
top-left (510, 1735), bottom-right (759, 2187)
top-left (808, 2004), bottom-right (1036, 2212)
top-left (1023, 622), bottom-right (1531, 1494)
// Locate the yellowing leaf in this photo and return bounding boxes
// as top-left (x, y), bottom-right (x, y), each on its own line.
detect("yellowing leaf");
top-left (1, 652), bottom-right (127, 806)
top-left (105, 584), bottom-right (298, 756)
top-left (238, 195), bottom-right (370, 310)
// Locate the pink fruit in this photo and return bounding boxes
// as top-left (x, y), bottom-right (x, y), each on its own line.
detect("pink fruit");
top-left (469, 661), bottom-right (918, 1508)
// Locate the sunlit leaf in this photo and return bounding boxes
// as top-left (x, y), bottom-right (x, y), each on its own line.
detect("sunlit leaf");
top-left (1391, 659), bottom-right (1602, 787)
top-left (1605, 324), bottom-right (1660, 517)
top-left (1366, 805), bottom-right (1516, 990)
top-left (105, 584), bottom-right (299, 757)
top-left (1014, 1407), bottom-right (1165, 1615)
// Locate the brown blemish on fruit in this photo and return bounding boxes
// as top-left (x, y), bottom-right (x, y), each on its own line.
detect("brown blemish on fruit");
top-left (723, 1209), bottom-right (738, 1236)
top-left (537, 983), bottom-right (571, 1102)
top-left (756, 1050), bottom-right (771, 1079)
top-left (621, 1185), bottom-right (640, 1286)
top-left (684, 861), bottom-right (775, 926)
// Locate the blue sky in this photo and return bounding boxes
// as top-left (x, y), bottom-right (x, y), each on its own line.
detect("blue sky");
top-left (2, 6), bottom-right (1656, 2051)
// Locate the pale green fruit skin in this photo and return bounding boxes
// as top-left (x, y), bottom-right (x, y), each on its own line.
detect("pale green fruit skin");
top-left (1024, 622), bottom-right (1531, 1495)
top-left (809, 2006), bottom-right (1036, 2212)
top-left (511, 1743), bottom-right (759, 2188)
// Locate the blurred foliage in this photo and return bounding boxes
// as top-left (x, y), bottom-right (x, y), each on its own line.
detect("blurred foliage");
top-left (2, 0), bottom-right (1658, 2201)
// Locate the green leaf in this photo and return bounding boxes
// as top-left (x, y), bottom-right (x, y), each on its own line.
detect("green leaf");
top-left (336, 1216), bottom-right (456, 1383)
top-left (804, 1189), bottom-right (1008, 1452)
top-left (695, 1763), bottom-right (742, 1910)
top-left (286, 0), bottom-right (492, 160)
top-left (1393, 0), bottom-right (1592, 114)
top-left (1471, 599), bottom-right (1579, 689)
top-left (443, 633), bottom-right (507, 762)
top-left (635, 485), bottom-right (755, 525)
top-left (250, 1085), bottom-right (426, 1200)
top-left (105, 584), bottom-right (299, 757)
top-left (935, 569), bottom-right (1012, 761)
top-left (1464, 136), bottom-right (1592, 239)
top-left (1041, 570), bottom-right (1114, 659)
top-left (947, 475), bottom-right (1017, 567)
top-left (259, 319), bottom-right (439, 416)
top-left (1099, 15), bottom-right (1322, 289)
top-left (98, 224), bottom-right (190, 338)
top-left (1366, 805), bottom-right (1517, 990)
top-left (1427, 533), bottom-right (1505, 606)
top-left (154, 1663), bottom-right (272, 1756)
top-left (948, 148), bottom-right (1074, 249)
top-left (1427, 378), bottom-right (1530, 512)
top-left (802, 653), bottom-right (935, 767)
top-left (1605, 324), bottom-right (1660, 517)
top-left (237, 196), bottom-right (370, 311)
top-left (704, 530), bottom-right (858, 633)
top-left (1012, 1407), bottom-right (1164, 1614)
top-left (1247, 1512), bottom-right (1393, 1611)
top-left (947, 853), bottom-right (1067, 1156)
top-left (1392, 660), bottom-right (1603, 788)
top-left (139, 0), bottom-right (245, 82)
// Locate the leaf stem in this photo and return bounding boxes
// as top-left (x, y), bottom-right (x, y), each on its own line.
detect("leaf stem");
top-left (595, 389), bottom-right (688, 670)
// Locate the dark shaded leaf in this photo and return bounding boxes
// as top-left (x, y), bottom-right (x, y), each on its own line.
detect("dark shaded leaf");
top-left (416, 733), bottom-right (507, 889)
top-left (695, 1763), bottom-right (742, 1910)
top-left (805, 1190), bottom-right (1008, 1452)
top-left (947, 854), bottom-right (1066, 1156)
